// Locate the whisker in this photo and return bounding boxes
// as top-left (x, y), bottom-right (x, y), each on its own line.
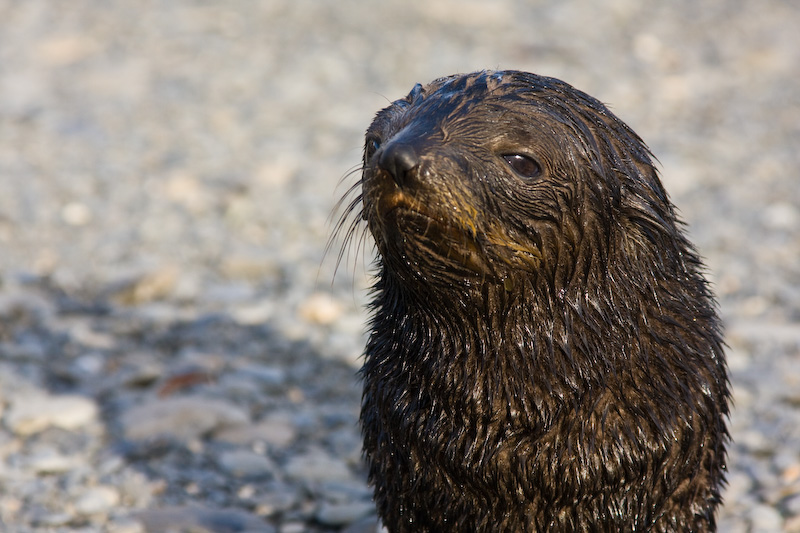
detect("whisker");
top-left (324, 164), bottom-right (371, 283)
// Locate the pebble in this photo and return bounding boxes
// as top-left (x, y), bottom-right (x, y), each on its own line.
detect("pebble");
top-left (284, 449), bottom-right (355, 484)
top-left (74, 485), bottom-right (121, 515)
top-left (33, 511), bottom-right (73, 527)
top-left (748, 503), bottom-right (784, 532)
top-left (4, 393), bottom-right (98, 436)
top-left (26, 449), bottom-right (81, 474)
top-left (134, 506), bottom-right (276, 533)
top-left (253, 486), bottom-right (300, 516)
top-left (786, 493), bottom-right (800, 516)
top-left (60, 201), bottom-right (93, 226)
top-left (786, 515), bottom-right (800, 533)
top-left (316, 501), bottom-right (375, 526)
top-left (108, 516), bottom-right (147, 533)
top-left (120, 397), bottom-right (249, 442)
top-left (214, 414), bottom-right (297, 448)
top-left (280, 523), bottom-right (307, 533)
top-left (342, 516), bottom-right (384, 533)
top-left (217, 449), bottom-right (275, 478)
top-left (298, 292), bottom-right (345, 325)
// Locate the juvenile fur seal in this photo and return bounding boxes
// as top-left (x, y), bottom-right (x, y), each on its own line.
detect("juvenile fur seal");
top-left (335, 70), bottom-right (729, 532)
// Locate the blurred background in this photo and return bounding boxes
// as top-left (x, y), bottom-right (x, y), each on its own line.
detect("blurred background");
top-left (0, 1), bottom-right (798, 531)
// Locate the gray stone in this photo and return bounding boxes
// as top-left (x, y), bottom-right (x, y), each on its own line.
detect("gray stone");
top-left (284, 449), bottom-right (354, 484)
top-left (74, 485), bottom-right (121, 515)
top-left (32, 511), bottom-right (73, 527)
top-left (214, 414), bottom-right (297, 448)
top-left (317, 480), bottom-right (373, 504)
top-left (120, 397), bottom-right (249, 442)
top-left (26, 449), bottom-right (81, 475)
top-left (107, 516), bottom-right (147, 533)
top-left (316, 501), bottom-right (375, 526)
top-left (748, 504), bottom-right (783, 533)
top-left (342, 516), bottom-right (383, 533)
top-left (253, 487), bottom-right (299, 516)
top-left (785, 493), bottom-right (800, 516)
top-left (135, 506), bottom-right (276, 533)
top-left (279, 523), bottom-right (306, 533)
top-left (722, 471), bottom-right (754, 502)
top-left (217, 449), bottom-right (274, 478)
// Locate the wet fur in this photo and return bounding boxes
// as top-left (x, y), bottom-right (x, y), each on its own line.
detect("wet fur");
top-left (335, 71), bottom-right (729, 532)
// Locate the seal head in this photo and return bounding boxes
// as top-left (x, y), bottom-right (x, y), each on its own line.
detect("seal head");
top-left (339, 70), bottom-right (729, 532)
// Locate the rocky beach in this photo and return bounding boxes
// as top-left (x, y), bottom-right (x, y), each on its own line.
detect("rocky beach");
top-left (0, 1), bottom-right (798, 531)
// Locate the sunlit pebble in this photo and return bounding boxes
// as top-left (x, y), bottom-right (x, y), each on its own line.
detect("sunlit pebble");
top-left (763, 202), bottom-right (799, 230)
top-left (783, 464), bottom-right (800, 484)
top-left (237, 484), bottom-right (256, 499)
top-left (61, 202), bottom-right (92, 226)
top-left (298, 292), bottom-right (344, 325)
top-left (633, 33), bottom-right (663, 63)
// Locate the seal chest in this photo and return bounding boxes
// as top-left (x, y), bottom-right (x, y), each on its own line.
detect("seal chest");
top-left (340, 70), bottom-right (729, 532)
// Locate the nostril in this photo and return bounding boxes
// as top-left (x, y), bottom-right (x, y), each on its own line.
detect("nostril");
top-left (378, 142), bottom-right (420, 187)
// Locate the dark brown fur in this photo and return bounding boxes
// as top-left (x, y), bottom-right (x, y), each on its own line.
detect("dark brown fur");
top-left (335, 71), bottom-right (729, 532)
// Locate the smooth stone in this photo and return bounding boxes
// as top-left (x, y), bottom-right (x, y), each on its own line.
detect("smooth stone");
top-left (785, 514), bottom-right (800, 533)
top-left (253, 486), bottom-right (299, 516)
top-left (317, 480), bottom-right (372, 504)
top-left (785, 492), bottom-right (800, 515)
top-left (298, 292), bottom-right (344, 325)
top-left (342, 516), bottom-right (383, 533)
top-left (214, 414), bottom-right (297, 448)
top-left (217, 449), bottom-right (274, 478)
top-left (723, 470), bottom-right (754, 502)
top-left (33, 512), bottom-right (73, 527)
top-left (107, 516), bottom-right (146, 533)
top-left (26, 449), bottom-right (80, 474)
top-left (135, 505), bottom-right (276, 533)
top-left (748, 503), bottom-right (783, 533)
top-left (316, 501), bottom-right (375, 526)
top-left (233, 364), bottom-right (287, 386)
top-left (74, 485), bottom-right (121, 515)
top-left (5, 393), bottom-right (98, 436)
top-left (121, 397), bottom-right (249, 442)
top-left (284, 449), bottom-right (353, 483)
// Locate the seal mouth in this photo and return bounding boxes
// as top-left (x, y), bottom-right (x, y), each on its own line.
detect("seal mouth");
top-left (364, 171), bottom-right (492, 275)
top-left (372, 194), bottom-right (490, 275)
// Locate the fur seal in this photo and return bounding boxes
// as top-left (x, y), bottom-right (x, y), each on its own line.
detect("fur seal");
top-left (336, 70), bottom-right (729, 532)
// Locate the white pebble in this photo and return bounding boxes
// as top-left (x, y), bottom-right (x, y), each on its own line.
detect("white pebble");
top-left (61, 202), bottom-right (93, 226)
top-left (5, 393), bottom-right (98, 436)
top-left (748, 503), bottom-right (783, 533)
top-left (26, 450), bottom-right (79, 475)
top-left (298, 292), bottom-right (344, 325)
top-left (74, 486), bottom-right (120, 515)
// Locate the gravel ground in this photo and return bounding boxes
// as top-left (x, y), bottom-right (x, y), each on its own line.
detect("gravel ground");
top-left (0, 1), bottom-right (798, 531)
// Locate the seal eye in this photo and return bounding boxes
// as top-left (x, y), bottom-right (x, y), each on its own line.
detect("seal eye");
top-left (503, 154), bottom-right (541, 179)
top-left (365, 137), bottom-right (381, 161)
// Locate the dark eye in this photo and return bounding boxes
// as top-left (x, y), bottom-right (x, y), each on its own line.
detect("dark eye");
top-left (502, 154), bottom-right (541, 179)
top-left (365, 137), bottom-right (381, 161)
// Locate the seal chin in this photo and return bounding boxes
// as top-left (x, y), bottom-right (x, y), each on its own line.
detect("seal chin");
top-left (376, 209), bottom-right (491, 280)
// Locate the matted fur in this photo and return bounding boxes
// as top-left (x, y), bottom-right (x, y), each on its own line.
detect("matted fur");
top-left (336, 70), bottom-right (729, 532)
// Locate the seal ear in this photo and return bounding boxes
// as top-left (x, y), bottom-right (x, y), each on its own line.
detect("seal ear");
top-left (406, 83), bottom-right (424, 103)
top-left (617, 166), bottom-right (687, 273)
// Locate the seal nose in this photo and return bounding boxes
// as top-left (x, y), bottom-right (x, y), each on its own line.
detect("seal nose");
top-left (378, 142), bottom-right (420, 188)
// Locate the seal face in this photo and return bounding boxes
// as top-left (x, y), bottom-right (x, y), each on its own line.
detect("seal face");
top-left (337, 71), bottom-right (729, 532)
